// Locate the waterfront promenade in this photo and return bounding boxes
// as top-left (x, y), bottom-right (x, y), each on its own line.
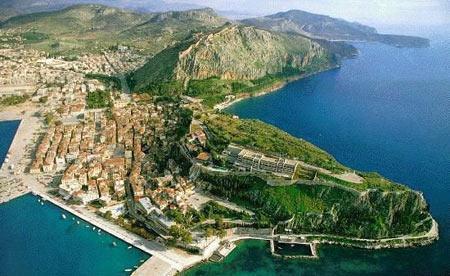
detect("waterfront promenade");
top-left (32, 189), bottom-right (202, 274)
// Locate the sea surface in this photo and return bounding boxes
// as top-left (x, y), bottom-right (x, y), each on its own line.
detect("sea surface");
top-left (187, 28), bottom-right (450, 275)
top-left (0, 120), bottom-right (20, 166)
top-left (0, 194), bottom-right (149, 275)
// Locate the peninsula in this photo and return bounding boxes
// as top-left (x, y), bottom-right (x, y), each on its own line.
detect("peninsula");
top-left (0, 4), bottom-right (437, 276)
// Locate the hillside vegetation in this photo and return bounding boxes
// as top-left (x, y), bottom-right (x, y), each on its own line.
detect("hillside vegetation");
top-left (129, 24), bottom-right (335, 106)
top-left (0, 5), bottom-right (225, 55)
top-left (201, 173), bottom-right (433, 239)
top-left (204, 113), bottom-right (346, 173)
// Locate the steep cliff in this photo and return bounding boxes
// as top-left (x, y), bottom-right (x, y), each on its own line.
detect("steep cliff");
top-left (200, 173), bottom-right (434, 240)
top-left (129, 24), bottom-right (334, 95)
top-left (173, 25), bottom-right (329, 83)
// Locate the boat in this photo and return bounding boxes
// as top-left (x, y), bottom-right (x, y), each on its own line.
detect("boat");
top-left (124, 269), bottom-right (133, 272)
top-left (40, 202), bottom-right (44, 205)
top-left (133, 266), bottom-right (138, 268)
top-left (76, 221), bottom-right (80, 224)
top-left (85, 225), bottom-right (90, 228)
top-left (93, 227), bottom-right (96, 230)
top-left (127, 246), bottom-right (132, 249)
top-left (112, 242), bottom-right (117, 247)
top-left (140, 260), bottom-right (145, 263)
top-left (62, 214), bottom-right (67, 219)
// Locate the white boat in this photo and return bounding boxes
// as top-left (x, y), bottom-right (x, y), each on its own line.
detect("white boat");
top-left (140, 260), bottom-right (145, 263)
top-left (112, 242), bottom-right (117, 247)
top-left (93, 227), bottom-right (96, 230)
top-left (124, 269), bottom-right (132, 272)
top-left (133, 266), bottom-right (138, 268)
top-left (77, 221), bottom-right (80, 224)
top-left (85, 225), bottom-right (90, 228)
top-left (62, 214), bottom-right (66, 219)
top-left (127, 246), bottom-right (132, 249)
top-left (40, 202), bottom-right (44, 205)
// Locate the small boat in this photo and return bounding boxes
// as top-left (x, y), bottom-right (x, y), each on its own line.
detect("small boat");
top-left (98, 229), bottom-right (102, 233)
top-left (112, 242), bottom-right (117, 247)
top-left (124, 269), bottom-right (132, 272)
top-left (85, 225), bottom-right (90, 228)
top-left (77, 221), bottom-right (80, 224)
top-left (140, 260), bottom-right (145, 263)
top-left (38, 199), bottom-right (41, 203)
top-left (127, 246), bottom-right (132, 249)
top-left (62, 214), bottom-right (67, 219)
top-left (72, 217), bottom-right (75, 220)
top-left (93, 227), bottom-right (96, 230)
top-left (290, 244), bottom-right (295, 247)
top-left (40, 202), bottom-right (44, 205)
top-left (133, 266), bottom-right (138, 268)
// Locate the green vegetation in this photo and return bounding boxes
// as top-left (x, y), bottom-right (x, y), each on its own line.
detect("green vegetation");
top-left (128, 38), bottom-right (195, 93)
top-left (89, 199), bottom-right (107, 208)
top-left (86, 90), bottom-right (111, 109)
top-left (317, 171), bottom-right (406, 192)
top-left (169, 225), bottom-right (193, 244)
top-left (201, 172), bottom-right (433, 239)
top-left (0, 95), bottom-right (29, 106)
top-left (204, 113), bottom-right (346, 173)
top-left (201, 201), bottom-right (252, 221)
top-left (130, 24), bottom-right (333, 107)
top-left (85, 73), bottom-right (121, 91)
top-left (186, 70), bottom-right (303, 108)
top-left (1, 5), bottom-right (225, 55)
top-left (21, 31), bottom-right (49, 43)
top-left (43, 112), bottom-right (55, 125)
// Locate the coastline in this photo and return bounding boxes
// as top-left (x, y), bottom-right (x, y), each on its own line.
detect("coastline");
top-left (214, 64), bottom-right (341, 111)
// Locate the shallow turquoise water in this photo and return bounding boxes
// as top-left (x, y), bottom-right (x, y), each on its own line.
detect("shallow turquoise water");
top-left (0, 194), bottom-right (150, 275)
top-left (188, 30), bottom-right (450, 275)
top-left (0, 120), bottom-right (20, 166)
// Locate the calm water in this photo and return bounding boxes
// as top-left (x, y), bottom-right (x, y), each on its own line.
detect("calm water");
top-left (188, 29), bottom-right (450, 275)
top-left (0, 120), bottom-right (20, 166)
top-left (0, 194), bottom-right (149, 275)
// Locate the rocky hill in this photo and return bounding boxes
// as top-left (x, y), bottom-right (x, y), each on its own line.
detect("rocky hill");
top-left (129, 24), bottom-right (336, 102)
top-left (242, 10), bottom-right (430, 48)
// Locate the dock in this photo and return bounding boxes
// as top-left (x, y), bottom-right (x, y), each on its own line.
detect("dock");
top-left (0, 177), bottom-right (30, 204)
top-left (30, 190), bottom-right (207, 273)
top-left (132, 256), bottom-right (177, 276)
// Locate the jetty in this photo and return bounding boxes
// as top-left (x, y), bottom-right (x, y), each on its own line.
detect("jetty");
top-left (31, 190), bottom-right (205, 274)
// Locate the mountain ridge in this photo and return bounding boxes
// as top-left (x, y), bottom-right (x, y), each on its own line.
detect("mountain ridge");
top-left (241, 9), bottom-right (430, 48)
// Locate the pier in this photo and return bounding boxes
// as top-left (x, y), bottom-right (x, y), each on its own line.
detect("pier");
top-left (30, 190), bottom-right (207, 274)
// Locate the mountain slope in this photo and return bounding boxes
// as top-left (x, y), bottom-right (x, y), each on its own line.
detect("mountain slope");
top-left (128, 24), bottom-right (336, 107)
top-left (242, 10), bottom-right (429, 48)
top-left (0, 5), bottom-right (226, 55)
top-left (0, 0), bottom-right (204, 22)
top-left (130, 24), bottom-right (332, 90)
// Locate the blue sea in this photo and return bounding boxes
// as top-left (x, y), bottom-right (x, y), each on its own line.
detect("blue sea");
top-left (0, 120), bottom-right (20, 166)
top-left (0, 194), bottom-right (149, 275)
top-left (187, 27), bottom-right (450, 274)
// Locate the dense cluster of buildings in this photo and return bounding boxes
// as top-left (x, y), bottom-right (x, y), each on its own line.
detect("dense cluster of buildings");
top-left (224, 144), bottom-right (300, 179)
